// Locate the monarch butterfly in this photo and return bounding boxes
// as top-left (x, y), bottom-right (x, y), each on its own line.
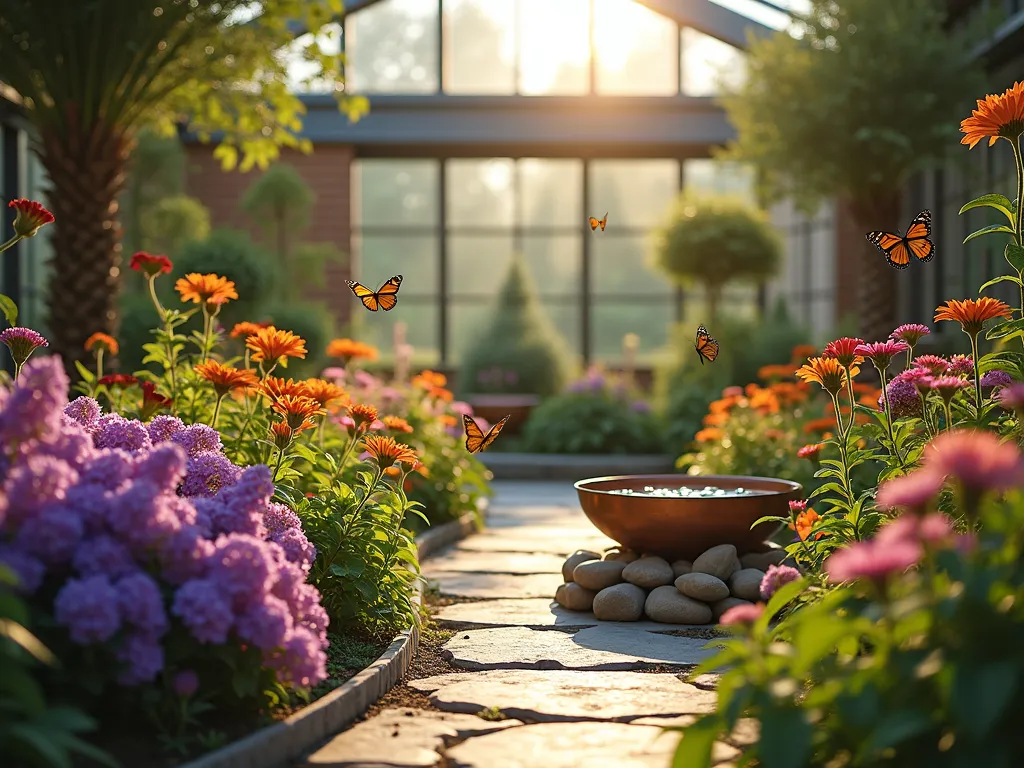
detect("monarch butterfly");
top-left (866, 210), bottom-right (935, 270)
top-left (463, 413), bottom-right (509, 454)
top-left (588, 213), bottom-right (608, 232)
top-left (347, 274), bottom-right (403, 312)
top-left (694, 325), bottom-right (719, 365)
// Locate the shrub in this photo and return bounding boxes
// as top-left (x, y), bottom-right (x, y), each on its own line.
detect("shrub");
top-left (458, 255), bottom-right (574, 397)
top-left (144, 195), bottom-right (211, 257)
top-left (651, 194), bottom-right (781, 325)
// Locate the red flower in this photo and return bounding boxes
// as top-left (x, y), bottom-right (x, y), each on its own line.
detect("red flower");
top-left (8, 199), bottom-right (54, 238)
top-left (140, 381), bottom-right (172, 419)
top-left (822, 337), bottom-right (865, 368)
top-left (97, 374), bottom-right (138, 389)
top-left (129, 252), bottom-right (173, 277)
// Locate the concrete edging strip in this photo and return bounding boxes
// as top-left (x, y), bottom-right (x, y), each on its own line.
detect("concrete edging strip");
top-left (178, 509), bottom-right (484, 768)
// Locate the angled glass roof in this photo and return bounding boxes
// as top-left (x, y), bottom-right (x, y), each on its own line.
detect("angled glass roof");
top-left (708, 0), bottom-right (808, 30)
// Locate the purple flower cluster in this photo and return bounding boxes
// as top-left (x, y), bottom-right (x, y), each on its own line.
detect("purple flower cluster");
top-left (0, 357), bottom-right (326, 690)
top-left (566, 365), bottom-right (607, 395)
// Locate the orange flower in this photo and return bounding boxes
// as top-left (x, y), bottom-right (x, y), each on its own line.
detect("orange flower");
top-left (362, 435), bottom-right (418, 467)
top-left (175, 273), bottom-right (238, 306)
top-left (384, 466), bottom-right (402, 477)
top-left (802, 417), bottom-right (837, 435)
top-left (194, 361), bottom-right (259, 398)
top-left (934, 297), bottom-right (1013, 336)
top-left (790, 344), bottom-right (817, 362)
top-left (960, 80), bottom-right (1024, 149)
top-left (349, 403), bottom-right (379, 426)
top-left (708, 396), bottom-right (740, 414)
top-left (695, 427), bottom-right (724, 443)
top-left (302, 378), bottom-right (350, 410)
top-left (439, 414), bottom-right (458, 428)
top-left (757, 363), bottom-right (799, 382)
top-left (85, 332), bottom-right (119, 356)
top-left (790, 509), bottom-right (824, 541)
top-left (749, 389), bottom-right (780, 414)
top-left (326, 338), bottom-right (378, 361)
top-left (247, 326), bottom-right (308, 366)
top-left (796, 357), bottom-right (858, 396)
top-left (231, 321), bottom-right (271, 339)
top-left (411, 370), bottom-right (447, 389)
top-left (260, 376), bottom-right (310, 402)
top-left (430, 386), bottom-right (454, 402)
top-left (703, 412), bottom-right (729, 427)
top-left (270, 421), bottom-right (294, 450)
top-left (382, 415), bottom-right (414, 433)
top-left (764, 429), bottom-right (785, 440)
top-left (271, 395), bottom-right (327, 430)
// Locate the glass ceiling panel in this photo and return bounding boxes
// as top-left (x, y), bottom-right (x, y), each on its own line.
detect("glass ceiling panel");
top-left (707, 0), bottom-right (808, 30)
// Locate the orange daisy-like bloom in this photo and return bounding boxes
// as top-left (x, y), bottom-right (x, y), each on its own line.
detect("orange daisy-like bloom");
top-left (271, 395), bottom-right (327, 430)
top-left (247, 326), bottom-right (308, 365)
top-left (84, 332), bottom-right (119, 356)
top-left (757, 363), bottom-right (798, 382)
top-left (362, 435), bottom-right (418, 467)
top-left (802, 417), bottom-right (837, 435)
top-left (194, 361), bottom-right (259, 398)
top-left (430, 386), bottom-right (454, 402)
top-left (703, 411), bottom-right (729, 427)
top-left (708, 396), bottom-right (740, 414)
top-left (326, 338), bottom-right (379, 361)
top-left (439, 414), bottom-right (458, 428)
top-left (270, 421), bottom-right (294, 450)
top-left (175, 273), bottom-right (239, 306)
top-left (934, 297), bottom-right (1013, 336)
top-left (349, 403), bottom-right (379, 425)
top-left (231, 321), bottom-right (271, 339)
top-left (790, 509), bottom-right (824, 541)
top-left (749, 388), bottom-right (780, 414)
top-left (302, 378), bottom-right (350, 410)
top-left (411, 370), bottom-right (447, 389)
top-left (790, 344), bottom-right (818, 362)
top-left (695, 427), bottom-right (724, 443)
top-left (382, 415), bottom-right (414, 433)
top-left (260, 376), bottom-right (310, 402)
top-left (796, 357), bottom-right (859, 396)
top-left (960, 80), bottom-right (1024, 149)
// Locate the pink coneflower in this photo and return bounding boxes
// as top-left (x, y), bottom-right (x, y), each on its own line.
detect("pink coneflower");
top-left (913, 355), bottom-right (949, 376)
top-left (897, 367), bottom-right (936, 397)
top-left (719, 602), bottom-right (765, 626)
top-left (947, 355), bottom-right (974, 378)
top-left (874, 512), bottom-right (968, 553)
top-left (759, 564), bottom-right (801, 600)
top-left (321, 366), bottom-right (346, 382)
top-left (890, 323), bottom-right (931, 347)
top-left (822, 337), bottom-right (865, 368)
top-left (930, 376), bottom-right (972, 404)
top-left (924, 429), bottom-right (1024, 492)
top-left (825, 538), bottom-right (922, 586)
top-left (997, 382), bottom-right (1024, 412)
top-left (0, 326), bottom-right (48, 378)
top-left (789, 499), bottom-right (807, 515)
top-left (875, 470), bottom-right (945, 513)
top-left (855, 340), bottom-right (910, 371)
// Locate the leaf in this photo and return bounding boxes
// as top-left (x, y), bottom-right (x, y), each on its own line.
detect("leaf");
top-left (862, 708), bottom-right (932, 757)
top-left (758, 707), bottom-right (813, 768)
top-left (964, 224), bottom-right (1015, 244)
top-left (670, 716), bottom-right (721, 768)
top-left (959, 193), bottom-right (1015, 224)
top-left (73, 360), bottom-right (96, 384)
top-left (950, 661), bottom-right (1018, 738)
top-left (0, 293), bottom-right (17, 326)
top-left (986, 317), bottom-right (1024, 341)
top-left (1006, 242), bottom-right (1024, 273)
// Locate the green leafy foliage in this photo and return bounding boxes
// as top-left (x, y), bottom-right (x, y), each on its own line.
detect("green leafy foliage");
top-left (0, 293), bottom-right (18, 326)
top-left (650, 195), bottom-right (782, 325)
top-left (145, 195), bottom-right (212, 257)
top-left (523, 391), bottom-right (662, 454)
top-left (458, 255), bottom-right (575, 397)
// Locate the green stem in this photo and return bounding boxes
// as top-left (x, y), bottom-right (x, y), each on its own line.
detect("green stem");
top-left (943, 400), bottom-right (954, 432)
top-left (329, 430), bottom-right (361, 485)
top-left (0, 234), bottom-right (22, 254)
top-left (318, 468), bottom-right (385, 585)
top-left (878, 365), bottom-right (906, 469)
top-left (968, 331), bottom-right (983, 416)
top-left (210, 394), bottom-right (225, 430)
top-left (1012, 136), bottom-right (1024, 246)
top-left (149, 276), bottom-right (178, 406)
top-left (13, 360), bottom-right (23, 380)
top-left (272, 443), bottom-right (289, 484)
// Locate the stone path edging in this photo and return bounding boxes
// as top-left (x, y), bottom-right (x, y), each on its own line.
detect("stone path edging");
top-left (177, 509), bottom-right (484, 768)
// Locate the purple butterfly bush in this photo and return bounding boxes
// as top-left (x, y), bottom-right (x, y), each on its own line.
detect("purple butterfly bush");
top-left (0, 356), bottom-right (326, 691)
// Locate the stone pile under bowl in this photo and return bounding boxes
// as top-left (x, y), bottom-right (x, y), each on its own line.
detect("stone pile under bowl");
top-left (555, 543), bottom-right (792, 624)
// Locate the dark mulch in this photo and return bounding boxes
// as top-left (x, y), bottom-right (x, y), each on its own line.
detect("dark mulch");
top-left (364, 622), bottom-right (459, 717)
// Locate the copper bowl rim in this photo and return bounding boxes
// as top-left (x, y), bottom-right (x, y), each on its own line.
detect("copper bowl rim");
top-left (574, 474), bottom-right (803, 498)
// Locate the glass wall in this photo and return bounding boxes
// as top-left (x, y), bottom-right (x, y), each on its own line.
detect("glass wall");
top-left (351, 156), bottom-right (760, 364)
top-left (343, 0), bottom-right (747, 96)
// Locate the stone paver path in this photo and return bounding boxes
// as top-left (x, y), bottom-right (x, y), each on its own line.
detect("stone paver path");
top-left (303, 481), bottom-right (737, 768)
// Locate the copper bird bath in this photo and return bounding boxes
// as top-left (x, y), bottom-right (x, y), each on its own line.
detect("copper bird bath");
top-left (574, 474), bottom-right (802, 561)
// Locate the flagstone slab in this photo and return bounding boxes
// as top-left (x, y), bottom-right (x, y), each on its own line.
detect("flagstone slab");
top-left (455, 533), bottom-right (615, 556)
top-left (409, 669), bottom-right (717, 723)
top-left (444, 722), bottom-right (683, 767)
top-left (441, 625), bottom-right (719, 670)
top-left (422, 551), bottom-right (568, 576)
top-left (303, 708), bottom-right (522, 767)
top-left (427, 571), bottom-right (565, 599)
top-left (485, 509), bottom-right (591, 529)
top-left (434, 598), bottom-right (693, 632)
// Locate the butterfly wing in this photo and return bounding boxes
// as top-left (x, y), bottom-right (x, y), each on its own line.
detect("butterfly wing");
top-left (866, 231), bottom-right (911, 270)
top-left (478, 415), bottom-right (510, 452)
top-left (463, 414), bottom-right (486, 453)
top-left (375, 275), bottom-right (403, 312)
top-left (347, 280), bottom-right (380, 312)
top-left (904, 211), bottom-right (935, 263)
top-left (694, 325), bottom-right (720, 365)
top-left (599, 213), bottom-right (608, 232)
top-left (588, 217), bottom-right (601, 231)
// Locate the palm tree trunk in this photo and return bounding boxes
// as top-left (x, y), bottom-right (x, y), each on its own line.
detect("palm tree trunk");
top-left (849, 193), bottom-right (903, 342)
top-left (38, 116), bottom-right (131, 378)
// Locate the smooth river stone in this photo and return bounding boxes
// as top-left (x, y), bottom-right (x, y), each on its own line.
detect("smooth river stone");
top-left (562, 550), bottom-right (602, 581)
top-left (644, 585), bottom-right (713, 625)
top-left (671, 559), bottom-right (693, 577)
top-left (573, 560), bottom-right (627, 590)
top-left (622, 556), bottom-right (675, 588)
top-left (728, 568), bottom-right (766, 601)
top-left (740, 549), bottom-right (790, 571)
top-left (555, 582), bottom-right (597, 611)
top-left (692, 544), bottom-right (741, 581)
top-left (441, 625), bottom-right (718, 671)
top-left (409, 669), bottom-right (717, 722)
top-left (603, 546), bottom-right (640, 563)
top-left (592, 583), bottom-right (646, 622)
top-left (434, 598), bottom-right (697, 632)
top-left (675, 572), bottom-right (730, 602)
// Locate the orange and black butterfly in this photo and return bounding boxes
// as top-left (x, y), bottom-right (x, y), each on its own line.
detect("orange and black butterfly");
top-left (463, 413), bottom-right (509, 454)
top-left (694, 325), bottom-right (719, 365)
top-left (347, 274), bottom-right (403, 312)
top-left (588, 213), bottom-right (608, 232)
top-left (866, 210), bottom-right (934, 270)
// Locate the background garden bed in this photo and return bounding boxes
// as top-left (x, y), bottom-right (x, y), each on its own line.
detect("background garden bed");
top-left (478, 453), bottom-right (677, 481)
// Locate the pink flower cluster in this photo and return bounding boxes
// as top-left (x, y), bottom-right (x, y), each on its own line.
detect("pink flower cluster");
top-left (0, 357), bottom-right (327, 690)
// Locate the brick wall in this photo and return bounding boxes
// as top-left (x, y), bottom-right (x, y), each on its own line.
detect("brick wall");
top-left (182, 143), bottom-right (355, 329)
